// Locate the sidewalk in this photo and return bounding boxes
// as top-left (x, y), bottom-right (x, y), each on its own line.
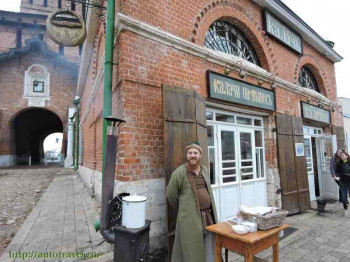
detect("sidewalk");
top-left (4, 170), bottom-right (350, 262)
top-left (229, 201), bottom-right (350, 262)
top-left (0, 174), bottom-right (112, 262)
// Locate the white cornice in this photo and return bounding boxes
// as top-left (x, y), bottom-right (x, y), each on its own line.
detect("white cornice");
top-left (115, 13), bottom-right (333, 106)
top-left (252, 0), bottom-right (342, 63)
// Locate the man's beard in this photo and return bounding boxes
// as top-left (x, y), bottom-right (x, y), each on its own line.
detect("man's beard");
top-left (187, 158), bottom-right (200, 166)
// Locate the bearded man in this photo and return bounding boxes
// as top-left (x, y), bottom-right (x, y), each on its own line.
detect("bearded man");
top-left (166, 142), bottom-right (218, 262)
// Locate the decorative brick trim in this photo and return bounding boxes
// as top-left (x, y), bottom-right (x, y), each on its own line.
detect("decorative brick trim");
top-left (191, 2), bottom-right (273, 73)
top-left (295, 54), bottom-right (329, 99)
top-left (8, 106), bottom-right (65, 127)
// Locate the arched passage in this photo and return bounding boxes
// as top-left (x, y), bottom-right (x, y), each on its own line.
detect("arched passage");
top-left (44, 132), bottom-right (63, 163)
top-left (11, 108), bottom-right (63, 164)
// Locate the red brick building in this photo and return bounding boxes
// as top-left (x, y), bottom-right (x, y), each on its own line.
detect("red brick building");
top-left (0, 0), bottom-right (80, 166)
top-left (77, 0), bottom-right (343, 254)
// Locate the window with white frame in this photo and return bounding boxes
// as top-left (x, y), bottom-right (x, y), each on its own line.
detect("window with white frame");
top-left (24, 64), bottom-right (50, 98)
top-left (204, 20), bottom-right (260, 66)
top-left (303, 126), bottom-right (322, 136)
top-left (206, 110), bottom-right (266, 185)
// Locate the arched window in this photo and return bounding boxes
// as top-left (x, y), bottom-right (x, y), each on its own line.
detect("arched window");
top-left (298, 66), bottom-right (319, 92)
top-left (204, 20), bottom-right (260, 66)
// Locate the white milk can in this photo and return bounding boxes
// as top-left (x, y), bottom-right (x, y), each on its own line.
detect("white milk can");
top-left (122, 194), bottom-right (147, 229)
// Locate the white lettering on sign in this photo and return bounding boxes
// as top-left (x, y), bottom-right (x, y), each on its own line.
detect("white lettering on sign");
top-left (213, 79), bottom-right (273, 106)
top-left (242, 87), bottom-right (272, 106)
top-left (214, 79), bottom-right (241, 99)
top-left (266, 12), bottom-right (302, 53)
top-left (209, 72), bottom-right (275, 110)
top-left (302, 103), bottom-right (330, 124)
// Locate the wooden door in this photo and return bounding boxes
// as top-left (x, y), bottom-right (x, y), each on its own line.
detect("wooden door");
top-left (163, 84), bottom-right (207, 259)
top-left (276, 114), bottom-right (310, 214)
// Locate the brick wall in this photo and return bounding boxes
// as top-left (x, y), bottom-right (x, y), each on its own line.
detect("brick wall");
top-left (79, 0), bottom-right (342, 183)
top-left (0, 54), bottom-right (77, 156)
top-left (0, 11), bottom-right (80, 63)
top-left (21, 0), bottom-right (83, 16)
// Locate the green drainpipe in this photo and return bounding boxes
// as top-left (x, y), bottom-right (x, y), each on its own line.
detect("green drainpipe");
top-left (94, 0), bottom-right (116, 233)
top-left (74, 98), bottom-right (80, 170)
top-left (102, 0), bottom-right (115, 174)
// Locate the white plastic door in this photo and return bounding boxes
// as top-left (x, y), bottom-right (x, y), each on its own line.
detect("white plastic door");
top-left (217, 126), bottom-right (240, 221)
top-left (316, 135), bottom-right (338, 199)
top-left (238, 128), bottom-right (256, 207)
top-left (216, 125), bottom-right (267, 221)
top-left (304, 136), bottom-right (316, 201)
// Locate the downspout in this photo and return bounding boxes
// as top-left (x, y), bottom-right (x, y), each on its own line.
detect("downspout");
top-left (74, 98), bottom-right (80, 170)
top-left (102, 0), bottom-right (115, 173)
top-left (100, 0), bottom-right (116, 243)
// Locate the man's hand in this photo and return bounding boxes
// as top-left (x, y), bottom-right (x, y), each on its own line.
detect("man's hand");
top-left (333, 177), bottom-right (340, 181)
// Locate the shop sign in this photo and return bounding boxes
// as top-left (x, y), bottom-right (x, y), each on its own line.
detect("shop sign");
top-left (208, 71), bottom-right (276, 111)
top-left (264, 10), bottom-right (303, 55)
top-left (301, 102), bottom-right (330, 124)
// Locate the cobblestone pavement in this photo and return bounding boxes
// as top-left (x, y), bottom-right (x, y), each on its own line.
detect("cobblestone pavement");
top-left (0, 166), bottom-right (66, 257)
top-left (228, 202), bottom-right (350, 262)
top-left (0, 168), bottom-right (112, 262)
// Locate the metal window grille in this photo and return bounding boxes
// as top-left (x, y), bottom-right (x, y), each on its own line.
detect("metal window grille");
top-left (298, 66), bottom-right (319, 92)
top-left (204, 20), bottom-right (260, 66)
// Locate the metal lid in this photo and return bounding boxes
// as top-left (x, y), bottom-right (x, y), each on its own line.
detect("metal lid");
top-left (122, 195), bottom-right (147, 202)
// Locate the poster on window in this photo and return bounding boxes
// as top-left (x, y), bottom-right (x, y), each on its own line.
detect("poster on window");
top-left (295, 143), bottom-right (304, 157)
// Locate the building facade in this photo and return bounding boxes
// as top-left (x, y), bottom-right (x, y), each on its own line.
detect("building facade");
top-left (77, 0), bottom-right (343, 255)
top-left (338, 97), bottom-right (350, 151)
top-left (0, 0), bottom-right (81, 166)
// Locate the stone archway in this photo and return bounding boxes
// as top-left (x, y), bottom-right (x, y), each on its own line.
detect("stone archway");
top-left (11, 108), bottom-right (63, 164)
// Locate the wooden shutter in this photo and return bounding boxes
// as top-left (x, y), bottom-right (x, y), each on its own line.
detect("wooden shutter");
top-left (276, 114), bottom-right (310, 214)
top-left (163, 84), bottom-right (207, 259)
top-left (332, 125), bottom-right (345, 149)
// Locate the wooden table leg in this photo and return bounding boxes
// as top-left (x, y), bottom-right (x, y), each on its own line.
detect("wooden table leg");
top-left (273, 239), bottom-right (279, 262)
top-left (215, 234), bottom-right (222, 262)
top-left (245, 244), bottom-right (253, 262)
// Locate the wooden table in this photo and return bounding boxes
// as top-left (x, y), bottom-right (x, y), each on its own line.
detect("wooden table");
top-left (206, 222), bottom-right (288, 262)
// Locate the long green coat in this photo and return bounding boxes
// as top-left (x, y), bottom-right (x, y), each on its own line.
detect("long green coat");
top-left (166, 164), bottom-right (218, 262)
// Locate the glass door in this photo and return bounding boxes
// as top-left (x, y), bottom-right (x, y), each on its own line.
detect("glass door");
top-left (304, 136), bottom-right (316, 201)
top-left (217, 126), bottom-right (261, 220)
top-left (206, 109), bottom-right (267, 221)
top-left (238, 128), bottom-right (256, 207)
top-left (217, 126), bottom-right (239, 221)
top-left (238, 129), bottom-right (254, 181)
top-left (316, 135), bottom-right (338, 199)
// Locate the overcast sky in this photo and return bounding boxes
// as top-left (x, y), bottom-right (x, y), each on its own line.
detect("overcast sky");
top-left (1, 0), bottom-right (349, 98)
